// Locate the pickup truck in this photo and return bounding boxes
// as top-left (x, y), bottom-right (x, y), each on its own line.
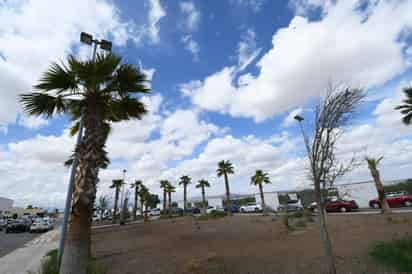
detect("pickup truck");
top-left (369, 192), bottom-right (412, 208)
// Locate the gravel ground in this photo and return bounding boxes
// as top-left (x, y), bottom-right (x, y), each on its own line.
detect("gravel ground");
top-left (92, 213), bottom-right (412, 274)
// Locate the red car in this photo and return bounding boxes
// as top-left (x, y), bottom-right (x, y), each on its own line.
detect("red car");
top-left (369, 192), bottom-right (412, 208)
top-left (309, 198), bottom-right (359, 213)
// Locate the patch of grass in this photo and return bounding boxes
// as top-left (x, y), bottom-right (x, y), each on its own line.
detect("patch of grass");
top-left (32, 249), bottom-right (107, 274)
top-left (197, 211), bottom-right (226, 221)
top-left (387, 216), bottom-right (412, 225)
top-left (291, 211), bottom-right (303, 218)
top-left (370, 238), bottom-right (412, 272)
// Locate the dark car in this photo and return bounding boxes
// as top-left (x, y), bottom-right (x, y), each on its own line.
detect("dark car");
top-left (162, 207), bottom-right (184, 216)
top-left (5, 219), bottom-right (30, 233)
top-left (223, 205), bottom-right (239, 213)
top-left (191, 207), bottom-right (201, 214)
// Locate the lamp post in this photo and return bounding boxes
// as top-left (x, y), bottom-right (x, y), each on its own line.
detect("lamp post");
top-left (58, 32), bottom-right (112, 261)
top-left (120, 169), bottom-right (127, 224)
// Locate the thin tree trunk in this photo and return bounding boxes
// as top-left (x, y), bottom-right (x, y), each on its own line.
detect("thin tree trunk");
top-left (113, 187), bottom-right (119, 224)
top-left (168, 192), bottom-right (172, 217)
top-left (202, 186), bottom-right (206, 215)
top-left (224, 173), bottom-right (232, 216)
top-left (315, 183), bottom-right (336, 274)
top-left (163, 190), bottom-right (167, 213)
top-left (144, 203), bottom-right (148, 222)
top-left (183, 185), bottom-right (187, 215)
top-left (259, 183), bottom-right (266, 215)
top-left (133, 186), bottom-right (138, 221)
top-left (369, 167), bottom-right (392, 214)
top-left (140, 198), bottom-right (144, 218)
top-left (60, 110), bottom-right (106, 274)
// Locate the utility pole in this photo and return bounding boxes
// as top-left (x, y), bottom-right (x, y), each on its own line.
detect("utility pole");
top-left (58, 32), bottom-right (112, 263)
top-left (120, 169), bottom-right (127, 224)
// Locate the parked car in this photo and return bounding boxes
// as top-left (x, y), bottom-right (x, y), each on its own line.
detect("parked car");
top-left (206, 206), bottom-right (223, 214)
top-left (223, 205), bottom-right (239, 213)
top-left (92, 214), bottom-right (101, 222)
top-left (149, 208), bottom-right (161, 216)
top-left (369, 192), bottom-right (412, 208)
top-left (163, 207), bottom-right (184, 216)
top-left (191, 207), bottom-right (201, 214)
top-left (240, 203), bottom-right (262, 213)
top-left (308, 198), bottom-right (359, 213)
top-left (5, 219), bottom-right (30, 233)
top-left (0, 219), bottom-right (5, 231)
top-left (278, 203), bottom-right (304, 212)
top-left (30, 218), bottom-right (50, 233)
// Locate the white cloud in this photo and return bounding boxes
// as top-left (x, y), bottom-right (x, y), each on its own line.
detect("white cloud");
top-left (147, 0), bottom-right (166, 44)
top-left (282, 107), bottom-right (303, 128)
top-left (237, 28), bottom-right (261, 72)
top-left (179, 1), bottom-right (200, 32)
top-left (0, 0), bottom-right (148, 131)
top-left (183, 0), bottom-right (412, 121)
top-left (230, 0), bottom-right (266, 12)
top-left (181, 35), bottom-right (200, 61)
top-left (18, 115), bottom-right (49, 130)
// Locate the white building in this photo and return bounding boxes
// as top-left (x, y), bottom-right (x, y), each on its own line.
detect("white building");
top-left (0, 197), bottom-right (14, 217)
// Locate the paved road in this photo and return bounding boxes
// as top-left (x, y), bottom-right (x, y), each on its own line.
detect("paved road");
top-left (0, 230), bottom-right (39, 258)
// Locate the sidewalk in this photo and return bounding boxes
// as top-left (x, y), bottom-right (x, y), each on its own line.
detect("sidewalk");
top-left (0, 229), bottom-right (59, 274)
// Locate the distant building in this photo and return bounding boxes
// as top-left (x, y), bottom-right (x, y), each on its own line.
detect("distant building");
top-left (2, 207), bottom-right (46, 218)
top-left (0, 197), bottom-right (13, 217)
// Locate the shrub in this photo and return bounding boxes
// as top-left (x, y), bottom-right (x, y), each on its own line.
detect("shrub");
top-left (197, 211), bottom-right (226, 221)
top-left (370, 238), bottom-right (412, 272)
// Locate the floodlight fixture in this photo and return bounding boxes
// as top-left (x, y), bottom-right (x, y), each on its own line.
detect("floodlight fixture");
top-left (80, 32), bottom-right (93, 45)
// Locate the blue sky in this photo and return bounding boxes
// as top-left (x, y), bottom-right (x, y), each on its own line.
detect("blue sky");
top-left (1, 0), bottom-right (412, 208)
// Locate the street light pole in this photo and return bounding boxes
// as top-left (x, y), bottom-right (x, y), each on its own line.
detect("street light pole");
top-left (58, 32), bottom-right (112, 262)
top-left (119, 169), bottom-right (127, 224)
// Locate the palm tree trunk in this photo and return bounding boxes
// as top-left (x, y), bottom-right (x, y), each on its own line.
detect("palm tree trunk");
top-left (202, 186), bottom-right (206, 215)
top-left (144, 203), bottom-right (148, 222)
top-left (163, 190), bottom-right (167, 213)
top-left (369, 167), bottom-right (392, 214)
top-left (133, 187), bottom-right (138, 221)
top-left (113, 187), bottom-right (119, 224)
top-left (183, 185), bottom-right (187, 215)
top-left (140, 198), bottom-right (144, 218)
top-left (168, 192), bottom-right (172, 217)
top-left (259, 183), bottom-right (266, 215)
top-left (224, 173), bottom-right (232, 216)
top-left (60, 111), bottom-right (106, 274)
top-left (315, 182), bottom-right (336, 274)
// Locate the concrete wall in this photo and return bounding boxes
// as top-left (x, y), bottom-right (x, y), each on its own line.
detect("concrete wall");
top-left (255, 192), bottom-right (280, 211)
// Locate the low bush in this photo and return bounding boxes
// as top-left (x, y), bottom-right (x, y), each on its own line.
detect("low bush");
top-left (197, 211), bottom-right (226, 221)
top-left (370, 238), bottom-right (412, 272)
top-left (33, 249), bottom-right (107, 274)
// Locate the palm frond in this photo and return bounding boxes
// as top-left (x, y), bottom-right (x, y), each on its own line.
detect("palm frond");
top-left (109, 64), bottom-right (151, 96)
top-left (19, 93), bottom-right (70, 117)
top-left (108, 96), bottom-right (147, 121)
top-left (34, 62), bottom-right (78, 95)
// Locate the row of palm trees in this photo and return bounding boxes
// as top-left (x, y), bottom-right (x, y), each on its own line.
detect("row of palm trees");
top-left (110, 160), bottom-right (272, 218)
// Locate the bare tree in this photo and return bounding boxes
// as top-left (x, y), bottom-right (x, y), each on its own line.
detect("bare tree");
top-left (294, 84), bottom-right (364, 274)
top-left (365, 156), bottom-right (392, 214)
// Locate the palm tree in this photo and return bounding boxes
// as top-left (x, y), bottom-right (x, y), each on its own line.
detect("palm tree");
top-left (110, 179), bottom-right (124, 224)
top-left (20, 53), bottom-right (150, 274)
top-left (166, 184), bottom-right (176, 211)
top-left (395, 87), bottom-right (412, 125)
top-left (130, 180), bottom-right (142, 221)
top-left (196, 179), bottom-right (210, 214)
top-left (251, 170), bottom-right (271, 215)
top-left (217, 160), bottom-right (235, 216)
top-left (97, 196), bottom-right (109, 220)
top-left (179, 175), bottom-right (192, 214)
top-left (138, 184), bottom-right (149, 218)
top-left (160, 180), bottom-right (170, 213)
top-left (365, 157), bottom-right (392, 214)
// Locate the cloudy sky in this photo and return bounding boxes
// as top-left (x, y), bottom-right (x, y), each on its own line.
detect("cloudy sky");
top-left (1, 0), bottom-right (412, 208)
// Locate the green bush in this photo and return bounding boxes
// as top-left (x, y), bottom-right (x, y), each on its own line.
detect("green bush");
top-left (197, 211), bottom-right (226, 221)
top-left (370, 238), bottom-right (412, 272)
top-left (34, 249), bottom-right (107, 274)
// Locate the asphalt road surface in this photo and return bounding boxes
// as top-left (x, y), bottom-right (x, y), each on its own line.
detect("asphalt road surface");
top-left (0, 229), bottom-right (39, 258)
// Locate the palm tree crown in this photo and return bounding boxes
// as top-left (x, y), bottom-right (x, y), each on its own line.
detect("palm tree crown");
top-left (196, 179), bottom-right (210, 189)
top-left (179, 175), bottom-right (192, 186)
top-left (395, 87), bottom-right (412, 125)
top-left (216, 160), bottom-right (234, 177)
top-left (110, 179), bottom-right (124, 189)
top-left (160, 180), bottom-right (170, 189)
top-left (251, 170), bottom-right (271, 186)
top-left (131, 180), bottom-right (142, 189)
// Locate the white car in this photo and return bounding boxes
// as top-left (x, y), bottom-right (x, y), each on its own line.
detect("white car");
top-left (240, 203), bottom-right (262, 213)
top-left (148, 208), bottom-right (161, 216)
top-left (206, 206), bottom-right (224, 214)
top-left (92, 214), bottom-right (101, 222)
top-left (30, 218), bottom-right (49, 233)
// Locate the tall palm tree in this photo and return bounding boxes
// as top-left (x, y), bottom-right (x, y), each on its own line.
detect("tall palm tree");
top-left (217, 160), bottom-right (235, 216)
top-left (20, 53), bottom-right (150, 274)
top-left (138, 184), bottom-right (149, 218)
top-left (166, 184), bottom-right (176, 210)
top-left (251, 170), bottom-right (271, 215)
top-left (160, 180), bottom-right (170, 213)
top-left (179, 175), bottom-right (192, 214)
top-left (365, 157), bottom-right (392, 214)
top-left (110, 179), bottom-right (124, 224)
top-left (395, 87), bottom-right (412, 125)
top-left (196, 179), bottom-right (210, 214)
top-left (130, 180), bottom-right (142, 221)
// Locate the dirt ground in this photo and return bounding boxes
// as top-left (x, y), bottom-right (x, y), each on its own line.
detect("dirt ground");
top-left (92, 213), bottom-right (412, 274)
